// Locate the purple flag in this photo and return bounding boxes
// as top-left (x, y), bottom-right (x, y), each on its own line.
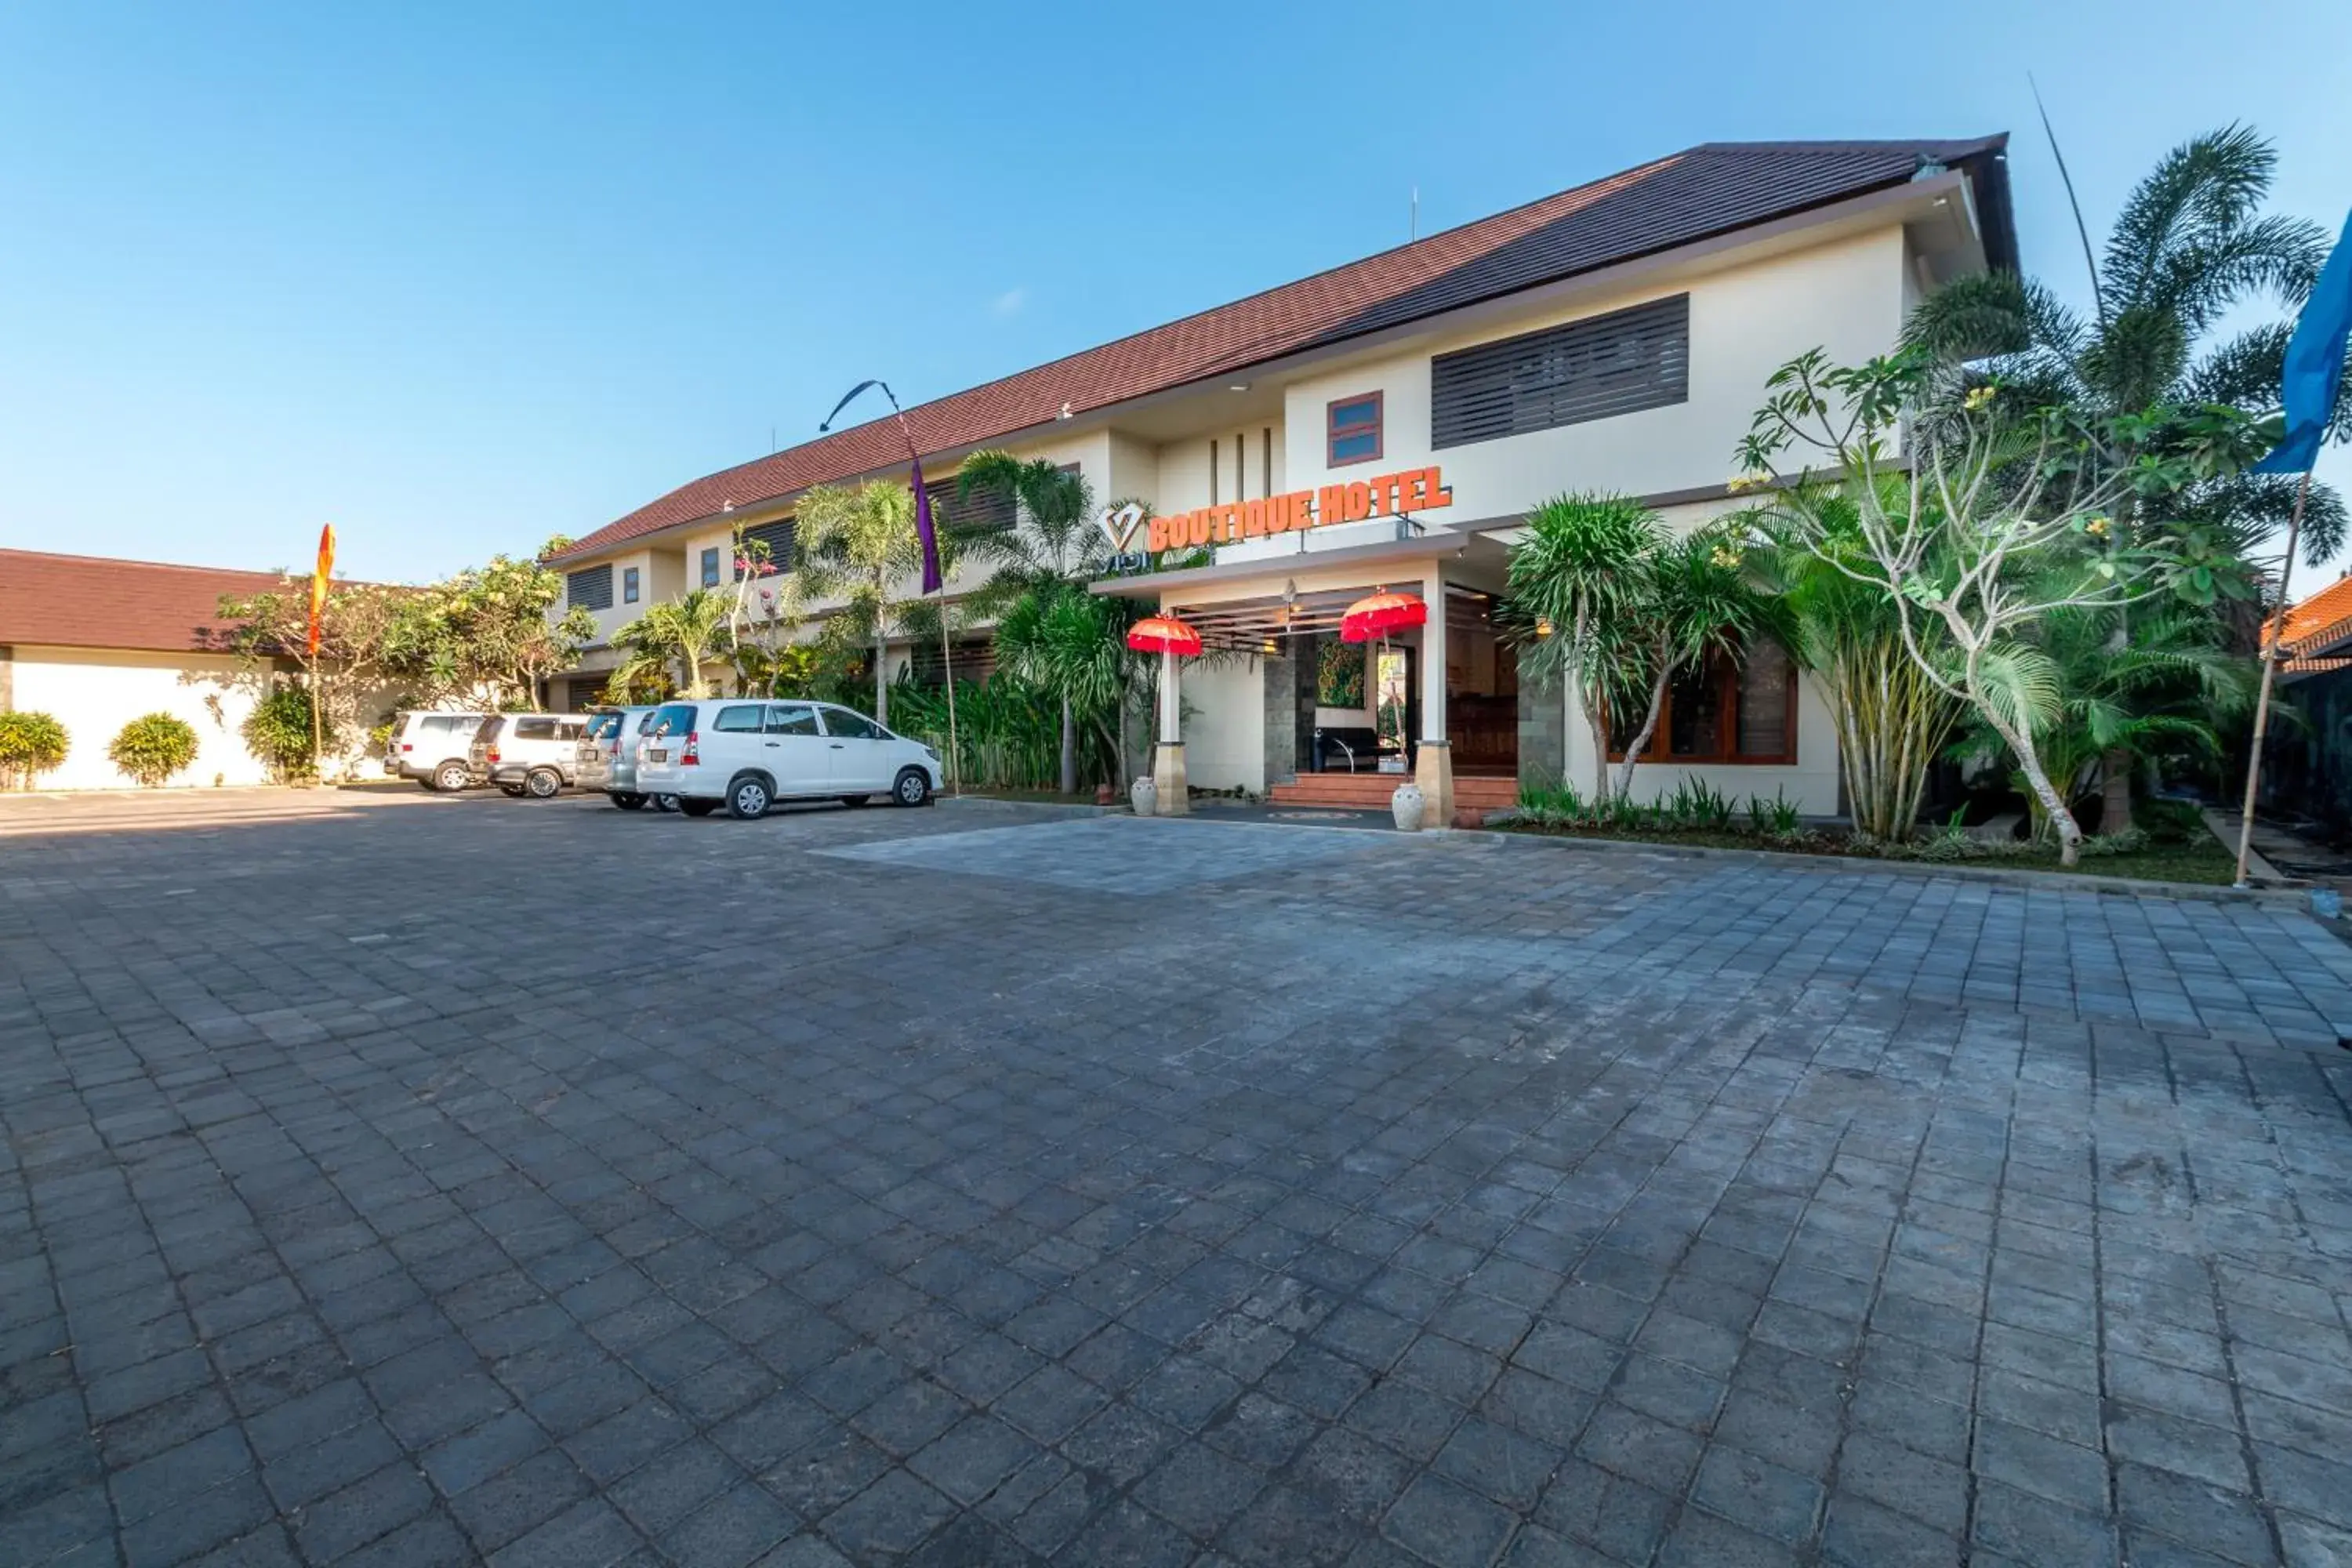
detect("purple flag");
top-left (910, 454), bottom-right (943, 595)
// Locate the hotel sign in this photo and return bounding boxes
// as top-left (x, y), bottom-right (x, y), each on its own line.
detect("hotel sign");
top-left (1146, 465), bottom-right (1453, 553)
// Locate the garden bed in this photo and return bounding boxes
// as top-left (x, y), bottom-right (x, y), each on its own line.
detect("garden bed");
top-left (1496, 818), bottom-right (2238, 884)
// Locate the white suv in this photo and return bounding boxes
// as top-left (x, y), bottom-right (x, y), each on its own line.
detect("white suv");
top-left (385, 710), bottom-right (491, 791)
top-left (469, 713), bottom-right (589, 798)
top-left (634, 699), bottom-right (942, 818)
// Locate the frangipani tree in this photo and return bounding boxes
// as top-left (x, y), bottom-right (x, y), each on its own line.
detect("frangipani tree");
top-left (1733, 347), bottom-right (2269, 865)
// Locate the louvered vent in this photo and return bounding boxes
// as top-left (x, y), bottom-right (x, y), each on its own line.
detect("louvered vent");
top-left (565, 564), bottom-right (614, 611)
top-left (1431, 294), bottom-right (1690, 448)
top-left (740, 518), bottom-right (797, 570)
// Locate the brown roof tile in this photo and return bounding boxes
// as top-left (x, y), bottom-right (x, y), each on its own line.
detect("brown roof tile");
top-left (0, 550), bottom-right (310, 655)
top-left (560, 136), bottom-right (2010, 564)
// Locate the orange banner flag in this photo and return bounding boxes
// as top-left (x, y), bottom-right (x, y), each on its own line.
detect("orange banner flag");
top-left (307, 524), bottom-right (336, 656)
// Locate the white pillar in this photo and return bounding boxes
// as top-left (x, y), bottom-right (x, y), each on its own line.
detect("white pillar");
top-left (1414, 573), bottom-right (1454, 824)
top-left (1152, 642), bottom-right (1189, 815)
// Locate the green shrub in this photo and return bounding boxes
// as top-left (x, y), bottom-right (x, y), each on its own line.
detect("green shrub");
top-left (242, 687), bottom-right (334, 782)
top-left (2136, 798), bottom-right (2205, 846)
top-left (107, 713), bottom-right (200, 786)
top-left (0, 711), bottom-right (69, 789)
top-left (2078, 827), bottom-right (2152, 858)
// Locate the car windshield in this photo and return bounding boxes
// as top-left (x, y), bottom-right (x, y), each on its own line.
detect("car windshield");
top-left (648, 703), bottom-right (698, 738)
top-left (584, 713), bottom-right (622, 741)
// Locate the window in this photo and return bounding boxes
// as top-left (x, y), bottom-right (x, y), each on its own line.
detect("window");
top-left (739, 518), bottom-right (797, 569)
top-left (713, 704), bottom-right (765, 733)
top-left (564, 679), bottom-right (604, 711)
top-left (821, 707), bottom-right (886, 740)
top-left (1327, 393), bottom-right (1384, 466)
top-left (566, 564), bottom-right (614, 611)
top-left (699, 547), bottom-right (721, 588)
top-left (622, 567), bottom-right (641, 604)
top-left (649, 702), bottom-right (698, 738)
top-left (1432, 294), bottom-right (1690, 448)
top-left (473, 717), bottom-right (505, 744)
top-left (764, 703), bottom-right (820, 736)
top-left (557, 720), bottom-right (585, 742)
top-left (513, 717), bottom-right (558, 741)
top-left (585, 713), bottom-right (622, 741)
top-left (1610, 640), bottom-right (1798, 764)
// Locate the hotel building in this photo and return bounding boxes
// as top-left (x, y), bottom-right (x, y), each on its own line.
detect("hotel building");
top-left (547, 136), bottom-right (2016, 818)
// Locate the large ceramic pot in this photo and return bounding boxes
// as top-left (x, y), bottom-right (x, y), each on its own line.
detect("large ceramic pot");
top-left (1131, 776), bottom-right (1158, 817)
top-left (1391, 783), bottom-right (1425, 833)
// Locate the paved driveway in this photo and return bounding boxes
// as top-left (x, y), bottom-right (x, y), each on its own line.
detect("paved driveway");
top-left (5, 793), bottom-right (2352, 1567)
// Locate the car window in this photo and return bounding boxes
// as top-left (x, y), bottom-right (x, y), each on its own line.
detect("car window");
top-left (474, 717), bottom-right (506, 742)
top-left (558, 720), bottom-right (585, 741)
top-left (764, 704), bottom-right (820, 736)
top-left (584, 713), bottom-right (620, 742)
top-left (634, 710), bottom-right (662, 735)
top-left (821, 708), bottom-right (885, 741)
top-left (713, 705), bottom-right (765, 734)
top-left (648, 703), bottom-right (698, 738)
top-left (514, 717), bottom-right (557, 741)
top-left (423, 715), bottom-right (467, 739)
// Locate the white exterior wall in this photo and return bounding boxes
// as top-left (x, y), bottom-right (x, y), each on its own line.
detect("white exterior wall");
top-left (1277, 227), bottom-right (1907, 524)
top-left (1559, 674), bottom-right (1843, 816)
top-left (1176, 655), bottom-right (1266, 793)
top-left (9, 648), bottom-right (391, 789)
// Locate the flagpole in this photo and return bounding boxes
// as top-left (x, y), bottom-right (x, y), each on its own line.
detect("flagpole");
top-left (2232, 470), bottom-right (2311, 887)
top-left (818, 379), bottom-right (959, 791)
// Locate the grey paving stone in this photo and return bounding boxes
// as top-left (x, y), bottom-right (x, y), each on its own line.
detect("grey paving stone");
top-left (10, 800), bottom-right (2352, 1567)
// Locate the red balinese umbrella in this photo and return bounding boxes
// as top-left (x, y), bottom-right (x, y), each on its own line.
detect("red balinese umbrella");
top-left (1127, 613), bottom-right (1203, 656)
top-left (1339, 589), bottom-right (1428, 644)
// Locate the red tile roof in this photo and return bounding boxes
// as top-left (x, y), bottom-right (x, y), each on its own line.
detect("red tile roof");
top-left (2278, 572), bottom-right (2352, 653)
top-left (559, 136), bottom-right (2011, 564)
top-left (0, 549), bottom-right (312, 655)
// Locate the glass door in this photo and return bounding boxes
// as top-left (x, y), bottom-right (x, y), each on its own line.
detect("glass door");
top-left (1374, 648), bottom-right (1417, 773)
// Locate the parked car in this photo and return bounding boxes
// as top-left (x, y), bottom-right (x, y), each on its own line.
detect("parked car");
top-left (469, 713), bottom-right (590, 798)
top-left (385, 710), bottom-right (491, 791)
top-left (577, 706), bottom-right (663, 808)
top-left (633, 699), bottom-right (942, 818)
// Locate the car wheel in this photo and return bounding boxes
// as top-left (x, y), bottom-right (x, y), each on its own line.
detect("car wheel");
top-left (839, 794), bottom-right (871, 809)
top-left (526, 768), bottom-right (562, 800)
top-left (655, 795), bottom-right (681, 813)
top-left (499, 783), bottom-right (528, 798)
top-left (728, 775), bottom-right (772, 820)
top-left (679, 798), bottom-right (720, 818)
top-left (434, 760), bottom-right (470, 792)
top-left (611, 792), bottom-right (647, 811)
top-left (892, 768), bottom-right (933, 808)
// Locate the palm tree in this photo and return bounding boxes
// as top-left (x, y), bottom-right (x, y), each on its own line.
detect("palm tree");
top-left (958, 452), bottom-right (1109, 795)
top-left (1502, 494), bottom-right (1663, 802)
top-left (1606, 526), bottom-right (1776, 803)
top-left (1906, 126), bottom-right (2343, 563)
top-left (1904, 124), bottom-right (2341, 830)
top-left (786, 480), bottom-right (949, 727)
top-left (612, 588), bottom-right (735, 699)
top-left (1755, 496), bottom-right (1959, 840)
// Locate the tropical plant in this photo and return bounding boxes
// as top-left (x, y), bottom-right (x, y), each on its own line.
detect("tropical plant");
top-left (398, 540), bottom-right (597, 707)
top-left (886, 670), bottom-right (1072, 792)
top-left (107, 713), bottom-right (200, 787)
top-left (1501, 493), bottom-right (1662, 801)
top-left (611, 587), bottom-right (735, 699)
top-left (1744, 498), bottom-right (1960, 840)
top-left (0, 711), bottom-right (69, 789)
top-left (780, 480), bottom-right (953, 727)
top-left (958, 452), bottom-right (1113, 794)
top-left (1604, 526), bottom-right (1774, 802)
top-left (1735, 347), bottom-right (2269, 865)
top-left (217, 579), bottom-right (419, 769)
top-left (1903, 124), bottom-right (2345, 564)
top-left (242, 686), bottom-right (335, 783)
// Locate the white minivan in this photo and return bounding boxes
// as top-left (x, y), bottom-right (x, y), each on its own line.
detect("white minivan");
top-left (633, 699), bottom-right (943, 818)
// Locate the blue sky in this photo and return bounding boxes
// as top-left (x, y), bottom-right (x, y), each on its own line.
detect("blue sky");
top-left (2, 1), bottom-right (2347, 591)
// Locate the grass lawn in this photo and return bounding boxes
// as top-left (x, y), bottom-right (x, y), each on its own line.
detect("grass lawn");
top-left (1498, 822), bottom-right (2241, 885)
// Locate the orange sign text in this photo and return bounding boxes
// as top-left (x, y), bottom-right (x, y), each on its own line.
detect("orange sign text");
top-left (1146, 466), bottom-right (1452, 553)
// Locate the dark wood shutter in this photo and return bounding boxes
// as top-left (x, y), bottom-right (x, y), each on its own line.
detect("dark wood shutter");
top-left (740, 518), bottom-right (796, 570)
top-left (1431, 294), bottom-right (1690, 448)
top-left (566, 564), bottom-right (614, 611)
top-left (928, 477), bottom-right (1017, 536)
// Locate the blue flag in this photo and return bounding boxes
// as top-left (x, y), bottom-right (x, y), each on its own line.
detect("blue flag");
top-left (2255, 207), bottom-right (2352, 474)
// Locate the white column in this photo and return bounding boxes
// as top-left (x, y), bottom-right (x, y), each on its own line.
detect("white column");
top-left (1151, 641), bottom-right (1189, 815)
top-left (1414, 572), bottom-right (1454, 824)
top-left (1159, 646), bottom-right (1180, 743)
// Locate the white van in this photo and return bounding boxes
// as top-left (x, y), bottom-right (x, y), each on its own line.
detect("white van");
top-left (384, 710), bottom-right (491, 791)
top-left (633, 699), bottom-right (942, 818)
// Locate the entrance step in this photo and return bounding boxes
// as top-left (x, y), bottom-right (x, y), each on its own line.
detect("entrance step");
top-left (1269, 774), bottom-right (1519, 811)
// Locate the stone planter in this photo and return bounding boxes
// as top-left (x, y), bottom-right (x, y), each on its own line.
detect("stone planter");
top-left (1391, 783), bottom-right (1425, 833)
top-left (1451, 807), bottom-right (1485, 830)
top-left (1130, 776), bottom-right (1158, 816)
top-left (1094, 784), bottom-right (1117, 806)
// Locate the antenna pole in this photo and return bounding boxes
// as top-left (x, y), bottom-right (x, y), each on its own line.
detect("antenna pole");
top-left (2030, 73), bottom-right (2105, 325)
top-left (1410, 186), bottom-right (1417, 241)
